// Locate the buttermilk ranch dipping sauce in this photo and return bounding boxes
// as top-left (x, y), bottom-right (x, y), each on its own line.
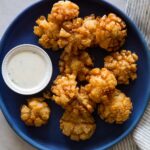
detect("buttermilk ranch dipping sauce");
top-left (2, 44), bottom-right (52, 95)
top-left (7, 51), bottom-right (47, 88)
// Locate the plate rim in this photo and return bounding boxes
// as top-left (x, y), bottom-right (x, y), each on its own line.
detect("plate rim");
top-left (0, 0), bottom-right (150, 150)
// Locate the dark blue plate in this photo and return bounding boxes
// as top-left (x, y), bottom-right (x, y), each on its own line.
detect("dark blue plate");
top-left (0, 0), bottom-right (150, 150)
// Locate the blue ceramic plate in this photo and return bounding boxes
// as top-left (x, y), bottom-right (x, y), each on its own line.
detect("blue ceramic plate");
top-left (0, 0), bottom-right (150, 150)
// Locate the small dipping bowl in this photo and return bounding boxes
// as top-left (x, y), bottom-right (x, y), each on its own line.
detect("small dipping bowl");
top-left (2, 44), bottom-right (53, 95)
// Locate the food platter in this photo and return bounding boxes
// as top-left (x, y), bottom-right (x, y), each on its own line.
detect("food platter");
top-left (0, 0), bottom-right (150, 150)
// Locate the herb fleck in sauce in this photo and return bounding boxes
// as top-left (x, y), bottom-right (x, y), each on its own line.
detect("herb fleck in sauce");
top-left (7, 51), bottom-right (47, 89)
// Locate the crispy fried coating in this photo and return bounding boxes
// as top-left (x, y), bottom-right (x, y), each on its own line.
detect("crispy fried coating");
top-left (77, 87), bottom-right (96, 113)
top-left (51, 0), bottom-right (79, 23)
top-left (85, 68), bottom-right (117, 103)
top-left (98, 89), bottom-right (132, 124)
top-left (34, 16), bottom-right (60, 50)
top-left (33, 1), bottom-right (134, 131)
top-left (62, 17), bottom-right (83, 31)
top-left (59, 50), bottom-right (93, 81)
top-left (43, 91), bottom-right (52, 99)
top-left (64, 86), bottom-right (95, 113)
top-left (58, 15), bottom-right (98, 54)
top-left (60, 102), bottom-right (96, 141)
top-left (104, 50), bottom-right (138, 84)
top-left (20, 98), bottom-right (50, 127)
top-left (51, 74), bottom-right (78, 108)
top-left (96, 13), bottom-right (127, 51)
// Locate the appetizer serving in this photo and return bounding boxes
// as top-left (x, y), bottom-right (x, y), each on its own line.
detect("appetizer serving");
top-left (19, 0), bottom-right (138, 141)
top-left (21, 97), bottom-right (51, 127)
top-left (1, 0), bottom-right (149, 149)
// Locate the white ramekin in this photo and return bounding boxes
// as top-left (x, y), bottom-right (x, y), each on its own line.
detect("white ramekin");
top-left (2, 44), bottom-right (53, 95)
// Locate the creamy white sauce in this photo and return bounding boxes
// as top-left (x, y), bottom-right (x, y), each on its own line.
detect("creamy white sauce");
top-left (7, 51), bottom-right (47, 89)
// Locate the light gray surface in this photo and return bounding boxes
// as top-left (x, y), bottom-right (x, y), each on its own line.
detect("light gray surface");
top-left (0, 0), bottom-right (39, 38)
top-left (0, 0), bottom-right (134, 150)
